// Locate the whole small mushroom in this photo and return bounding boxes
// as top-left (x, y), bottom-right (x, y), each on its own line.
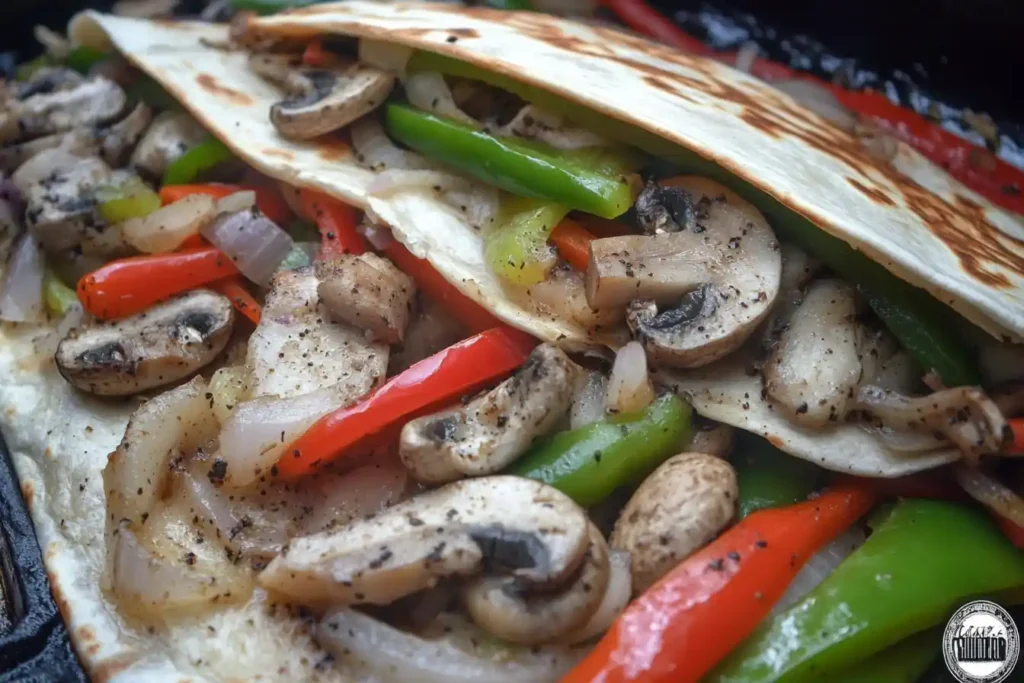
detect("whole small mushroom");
top-left (316, 252), bottom-right (415, 344)
top-left (611, 452), bottom-right (737, 593)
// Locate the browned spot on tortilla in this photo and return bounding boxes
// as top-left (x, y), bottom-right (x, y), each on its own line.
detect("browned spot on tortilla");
top-left (46, 543), bottom-right (59, 561)
top-left (449, 28), bottom-right (478, 38)
top-left (318, 138), bottom-right (352, 161)
top-left (90, 653), bottom-right (141, 683)
top-left (196, 74), bottom-right (253, 106)
top-left (20, 480), bottom-right (33, 508)
top-left (77, 626), bottom-right (96, 643)
top-left (44, 446), bottom-right (53, 459)
top-left (766, 434), bottom-right (786, 449)
top-left (848, 178), bottom-right (896, 206)
top-left (47, 569), bottom-right (72, 626)
top-left (262, 148), bottom-right (295, 161)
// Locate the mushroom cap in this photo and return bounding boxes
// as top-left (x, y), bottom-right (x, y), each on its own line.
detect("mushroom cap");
top-left (269, 65), bottom-right (395, 140)
top-left (610, 452), bottom-right (737, 593)
top-left (257, 476), bottom-right (591, 607)
top-left (399, 344), bottom-right (576, 484)
top-left (56, 289), bottom-right (235, 396)
top-left (587, 176), bottom-right (781, 369)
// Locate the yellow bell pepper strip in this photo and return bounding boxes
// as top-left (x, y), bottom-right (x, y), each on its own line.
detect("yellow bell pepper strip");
top-left (484, 198), bottom-right (569, 286)
top-left (161, 137), bottom-right (236, 186)
top-left (95, 177), bottom-right (162, 224)
top-left (276, 327), bottom-right (537, 479)
top-left (711, 499), bottom-right (1024, 683)
top-left (735, 434), bottom-right (823, 518)
top-left (43, 268), bottom-right (78, 317)
top-left (509, 393), bottom-right (690, 507)
top-left (561, 484), bottom-right (877, 683)
top-left (831, 629), bottom-right (939, 683)
top-left (384, 103), bottom-right (635, 219)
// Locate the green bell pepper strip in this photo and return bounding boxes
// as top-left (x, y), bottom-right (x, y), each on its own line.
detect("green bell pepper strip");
top-left (43, 268), bottom-right (79, 317)
top-left (407, 50), bottom-right (979, 387)
top-left (830, 629), bottom-right (939, 683)
top-left (126, 77), bottom-right (182, 112)
top-left (710, 499), bottom-right (1024, 683)
top-left (734, 434), bottom-right (822, 518)
top-left (162, 137), bottom-right (236, 187)
top-left (94, 178), bottom-right (162, 224)
top-left (509, 393), bottom-right (691, 507)
top-left (65, 46), bottom-right (109, 74)
top-left (484, 197), bottom-right (569, 286)
top-left (384, 103), bottom-right (635, 219)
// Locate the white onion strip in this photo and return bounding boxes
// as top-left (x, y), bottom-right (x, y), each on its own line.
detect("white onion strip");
top-left (0, 233), bottom-right (45, 323)
top-left (403, 71), bottom-right (478, 126)
top-left (351, 118), bottom-right (430, 171)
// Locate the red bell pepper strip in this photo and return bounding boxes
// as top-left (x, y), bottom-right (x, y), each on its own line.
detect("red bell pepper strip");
top-left (276, 326), bottom-right (536, 479)
top-left (601, 0), bottom-right (708, 54)
top-left (549, 219), bottom-right (596, 272)
top-left (159, 183), bottom-right (293, 226)
top-left (1008, 418), bottom-right (1024, 454)
top-left (561, 484), bottom-right (877, 683)
top-left (380, 237), bottom-right (507, 334)
top-left (302, 39), bottom-right (327, 67)
top-left (833, 471), bottom-right (964, 502)
top-left (297, 189), bottom-right (368, 257)
top-left (210, 276), bottom-right (262, 325)
top-left (77, 247), bottom-right (239, 320)
top-left (995, 514), bottom-right (1024, 549)
top-left (178, 234), bottom-right (208, 250)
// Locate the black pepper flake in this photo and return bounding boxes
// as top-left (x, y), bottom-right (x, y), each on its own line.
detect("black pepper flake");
top-left (707, 558), bottom-right (725, 571)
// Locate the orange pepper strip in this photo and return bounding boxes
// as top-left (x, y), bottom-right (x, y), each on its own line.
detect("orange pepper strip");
top-left (77, 247), bottom-right (239, 320)
top-left (561, 484), bottom-right (877, 683)
top-left (302, 39), bottom-right (326, 67)
top-left (381, 238), bottom-right (506, 334)
top-left (276, 327), bottom-right (536, 479)
top-left (549, 219), bottom-right (596, 272)
top-left (297, 189), bottom-right (367, 257)
top-left (1008, 418), bottom-right (1024, 454)
top-left (210, 276), bottom-right (262, 325)
top-left (159, 184), bottom-right (293, 226)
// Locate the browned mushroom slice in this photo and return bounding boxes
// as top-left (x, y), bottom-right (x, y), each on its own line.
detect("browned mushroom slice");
top-left (56, 289), bottom-right (235, 396)
top-left (399, 344), bottom-right (576, 484)
top-left (0, 75), bottom-right (126, 144)
top-left (586, 177), bottom-right (781, 368)
top-left (316, 252), bottom-right (416, 344)
top-left (129, 111), bottom-right (208, 180)
top-left (257, 476), bottom-right (591, 608)
top-left (21, 152), bottom-right (114, 254)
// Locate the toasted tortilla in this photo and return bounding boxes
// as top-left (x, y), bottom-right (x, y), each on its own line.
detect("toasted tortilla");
top-left (4, 8), bottom-right (1019, 681)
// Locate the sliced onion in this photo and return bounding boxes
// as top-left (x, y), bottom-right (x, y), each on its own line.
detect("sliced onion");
top-left (209, 365), bottom-right (248, 425)
top-left (351, 118), bottom-right (430, 171)
top-left (358, 39), bottom-right (413, 73)
top-left (562, 550), bottom-right (631, 644)
top-left (367, 169), bottom-right (475, 197)
top-left (32, 300), bottom-right (83, 359)
top-left (122, 193), bottom-right (217, 254)
top-left (493, 105), bottom-right (608, 151)
top-left (201, 208), bottom-right (294, 286)
top-left (571, 370), bottom-right (608, 429)
top-left (606, 341), bottom-right (655, 415)
top-left (215, 189), bottom-right (257, 215)
top-left (858, 423), bottom-right (946, 453)
top-left (300, 459), bottom-right (409, 535)
top-left (0, 233), bottom-right (45, 323)
top-left (445, 183), bottom-right (500, 231)
top-left (955, 465), bottom-right (1024, 527)
top-left (404, 72), bottom-right (478, 126)
top-left (317, 608), bottom-right (580, 683)
top-left (218, 388), bottom-right (344, 488)
top-left (771, 525), bottom-right (866, 617)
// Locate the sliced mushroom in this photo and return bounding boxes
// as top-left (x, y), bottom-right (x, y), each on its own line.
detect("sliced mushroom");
top-left (610, 452), bottom-right (737, 592)
top-left (763, 278), bottom-right (863, 427)
top-left (854, 385), bottom-right (1010, 463)
top-left (257, 476), bottom-right (591, 608)
top-left (22, 152), bottom-right (112, 253)
top-left (260, 57), bottom-right (395, 140)
top-left (56, 289), bottom-right (234, 395)
top-left (399, 344), bottom-right (576, 484)
top-left (687, 419), bottom-right (735, 459)
top-left (99, 101), bottom-right (154, 166)
top-left (316, 252), bottom-right (416, 344)
top-left (129, 111), bottom-right (208, 181)
top-left (587, 177), bottom-right (781, 368)
top-left (463, 522), bottom-right (609, 644)
top-left (0, 76), bottom-right (126, 144)
top-left (0, 127), bottom-right (98, 173)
